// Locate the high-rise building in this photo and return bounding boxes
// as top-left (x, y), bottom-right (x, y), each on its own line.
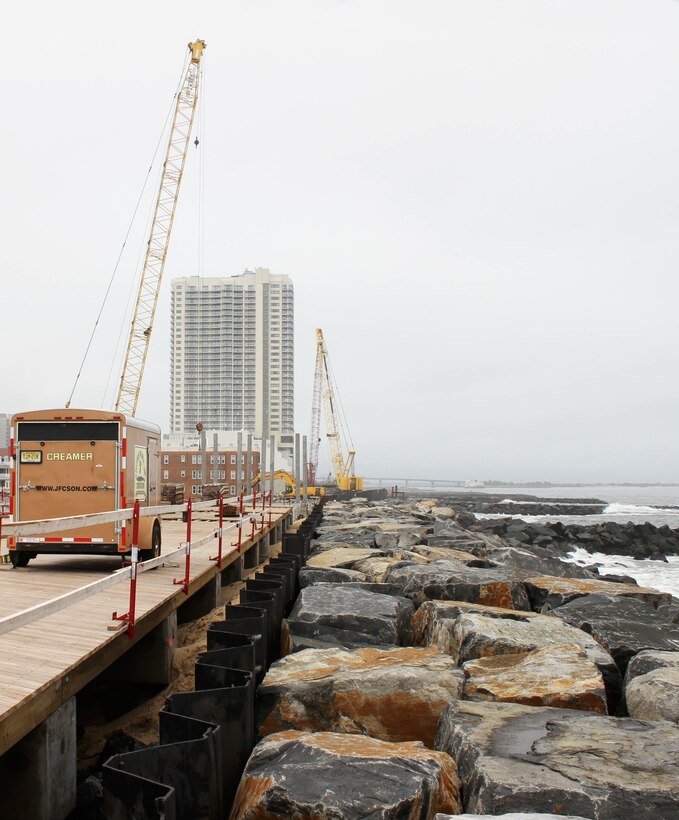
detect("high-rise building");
top-left (0, 414), bottom-right (10, 450)
top-left (170, 267), bottom-right (294, 454)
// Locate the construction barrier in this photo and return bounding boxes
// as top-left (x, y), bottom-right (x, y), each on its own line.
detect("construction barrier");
top-left (102, 501), bottom-right (324, 819)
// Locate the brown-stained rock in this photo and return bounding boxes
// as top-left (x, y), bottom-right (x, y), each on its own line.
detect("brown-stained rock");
top-left (352, 553), bottom-right (426, 582)
top-left (257, 645), bottom-right (464, 746)
top-left (413, 600), bottom-right (541, 646)
top-left (462, 644), bottom-right (607, 713)
top-left (384, 559), bottom-right (531, 610)
top-left (307, 546), bottom-right (383, 569)
top-left (524, 575), bottom-right (671, 611)
top-left (435, 612), bottom-right (621, 710)
top-left (435, 700), bottom-right (679, 818)
top-left (230, 730), bottom-right (462, 819)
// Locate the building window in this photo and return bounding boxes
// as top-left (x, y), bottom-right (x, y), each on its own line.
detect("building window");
top-left (192, 485), bottom-right (198, 495)
top-left (231, 470), bottom-right (236, 480)
top-left (230, 485), bottom-right (236, 495)
top-left (220, 455), bottom-right (226, 464)
top-left (180, 470), bottom-right (186, 478)
top-left (181, 455), bottom-right (186, 463)
top-left (192, 455), bottom-right (197, 464)
top-left (192, 470), bottom-right (198, 479)
top-left (230, 455), bottom-right (236, 464)
top-left (163, 455), bottom-right (169, 465)
top-left (163, 470), bottom-right (169, 480)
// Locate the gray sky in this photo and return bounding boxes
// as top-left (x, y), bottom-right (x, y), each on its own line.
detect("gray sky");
top-left (2, 0), bottom-right (679, 483)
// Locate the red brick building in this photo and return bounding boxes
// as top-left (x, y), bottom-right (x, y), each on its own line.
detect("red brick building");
top-left (161, 448), bottom-right (261, 500)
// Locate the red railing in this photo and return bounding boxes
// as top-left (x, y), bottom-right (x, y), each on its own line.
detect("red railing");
top-left (0, 489), bottom-right (281, 640)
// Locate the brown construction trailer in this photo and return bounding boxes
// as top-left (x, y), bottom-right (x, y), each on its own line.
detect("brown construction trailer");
top-left (8, 408), bottom-right (161, 567)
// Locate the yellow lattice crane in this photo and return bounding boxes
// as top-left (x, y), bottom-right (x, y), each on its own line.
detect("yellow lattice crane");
top-left (313, 328), bottom-right (364, 492)
top-left (115, 39), bottom-right (206, 416)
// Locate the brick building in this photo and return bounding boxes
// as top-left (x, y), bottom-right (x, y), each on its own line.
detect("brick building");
top-left (161, 448), bottom-right (261, 500)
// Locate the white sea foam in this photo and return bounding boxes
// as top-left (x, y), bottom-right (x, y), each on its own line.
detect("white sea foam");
top-left (603, 502), bottom-right (679, 516)
top-left (565, 547), bottom-right (679, 599)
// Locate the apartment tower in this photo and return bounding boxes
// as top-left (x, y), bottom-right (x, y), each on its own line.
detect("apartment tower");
top-left (170, 268), bottom-right (294, 453)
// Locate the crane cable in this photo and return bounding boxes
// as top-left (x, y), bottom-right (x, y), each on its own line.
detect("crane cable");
top-left (325, 346), bottom-right (355, 464)
top-left (65, 51), bottom-right (190, 410)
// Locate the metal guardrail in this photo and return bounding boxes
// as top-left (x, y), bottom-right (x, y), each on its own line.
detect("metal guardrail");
top-left (0, 490), bottom-right (284, 639)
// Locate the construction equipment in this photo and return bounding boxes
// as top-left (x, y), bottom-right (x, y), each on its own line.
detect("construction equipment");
top-left (115, 39), bottom-right (206, 416)
top-left (308, 329), bottom-right (364, 492)
top-left (250, 470), bottom-right (326, 498)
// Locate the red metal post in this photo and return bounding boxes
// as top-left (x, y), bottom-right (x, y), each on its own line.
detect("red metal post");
top-left (174, 497), bottom-right (191, 594)
top-left (210, 495), bottom-right (224, 567)
top-left (112, 499), bottom-right (140, 638)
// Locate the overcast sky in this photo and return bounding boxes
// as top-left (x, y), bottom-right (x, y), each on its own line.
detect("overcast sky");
top-left (1, 0), bottom-right (679, 483)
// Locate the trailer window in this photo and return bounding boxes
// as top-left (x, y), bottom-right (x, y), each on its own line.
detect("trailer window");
top-left (17, 422), bottom-right (119, 442)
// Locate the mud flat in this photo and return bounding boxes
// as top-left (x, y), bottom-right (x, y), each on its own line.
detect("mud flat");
top-left (232, 496), bottom-right (679, 818)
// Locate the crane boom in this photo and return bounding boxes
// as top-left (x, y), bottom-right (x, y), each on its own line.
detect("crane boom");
top-left (315, 328), bottom-right (363, 491)
top-left (307, 332), bottom-right (324, 485)
top-left (115, 39), bottom-right (206, 416)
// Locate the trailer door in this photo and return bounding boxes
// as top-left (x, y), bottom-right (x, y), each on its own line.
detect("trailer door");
top-left (16, 421), bottom-right (119, 544)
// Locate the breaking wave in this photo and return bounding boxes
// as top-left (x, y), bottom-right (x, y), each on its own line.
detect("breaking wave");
top-left (603, 503), bottom-right (679, 516)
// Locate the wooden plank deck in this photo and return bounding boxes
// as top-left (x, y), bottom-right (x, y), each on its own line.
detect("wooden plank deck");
top-left (0, 506), bottom-right (291, 756)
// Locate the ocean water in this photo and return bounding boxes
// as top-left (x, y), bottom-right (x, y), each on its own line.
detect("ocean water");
top-left (565, 547), bottom-right (679, 599)
top-left (467, 485), bottom-right (679, 600)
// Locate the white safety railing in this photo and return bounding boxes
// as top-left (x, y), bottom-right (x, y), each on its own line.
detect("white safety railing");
top-left (0, 488), bottom-right (284, 639)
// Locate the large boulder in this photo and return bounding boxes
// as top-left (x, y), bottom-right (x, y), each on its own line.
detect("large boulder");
top-left (282, 584), bottom-right (414, 651)
top-left (257, 646), bottom-right (464, 746)
top-left (550, 593), bottom-right (679, 675)
top-left (624, 649), bottom-right (679, 685)
top-left (484, 546), bottom-right (595, 580)
top-left (524, 575), bottom-right (671, 611)
top-left (436, 612), bottom-right (620, 709)
top-left (385, 560), bottom-right (531, 610)
top-left (299, 566), bottom-right (367, 587)
top-left (436, 815), bottom-right (591, 819)
top-left (625, 667), bottom-right (679, 723)
top-left (231, 730), bottom-right (462, 818)
top-left (462, 643), bottom-right (607, 713)
top-left (435, 700), bottom-right (679, 817)
top-left (413, 600), bottom-right (542, 646)
top-left (307, 546), bottom-right (383, 569)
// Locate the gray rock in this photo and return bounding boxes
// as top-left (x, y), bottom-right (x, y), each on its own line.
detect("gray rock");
top-left (283, 584), bottom-right (414, 650)
top-left (436, 815), bottom-right (591, 819)
top-left (524, 574), bottom-right (671, 610)
top-left (299, 566), bottom-right (367, 587)
top-left (435, 700), bottom-right (679, 818)
top-left (550, 593), bottom-right (679, 675)
top-left (485, 546), bottom-right (595, 580)
top-left (437, 611), bottom-right (620, 710)
top-left (626, 667), bottom-right (679, 722)
top-left (257, 645), bottom-right (464, 746)
top-left (384, 559), bottom-right (531, 610)
top-left (625, 649), bottom-right (679, 685)
top-left (232, 731), bottom-right (462, 818)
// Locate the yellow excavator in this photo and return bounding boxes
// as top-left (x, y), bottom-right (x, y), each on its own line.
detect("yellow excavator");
top-left (250, 470), bottom-right (326, 498)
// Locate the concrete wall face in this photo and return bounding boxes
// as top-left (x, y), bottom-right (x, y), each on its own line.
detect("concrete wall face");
top-left (169, 268), bottom-right (294, 446)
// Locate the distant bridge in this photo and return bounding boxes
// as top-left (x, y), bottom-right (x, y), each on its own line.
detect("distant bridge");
top-left (363, 477), bottom-right (470, 488)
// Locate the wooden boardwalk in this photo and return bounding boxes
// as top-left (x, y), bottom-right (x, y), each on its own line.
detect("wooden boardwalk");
top-left (0, 507), bottom-right (291, 756)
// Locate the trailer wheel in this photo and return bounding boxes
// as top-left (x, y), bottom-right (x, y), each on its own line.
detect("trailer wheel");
top-left (141, 523), bottom-right (161, 563)
top-left (10, 552), bottom-right (31, 568)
